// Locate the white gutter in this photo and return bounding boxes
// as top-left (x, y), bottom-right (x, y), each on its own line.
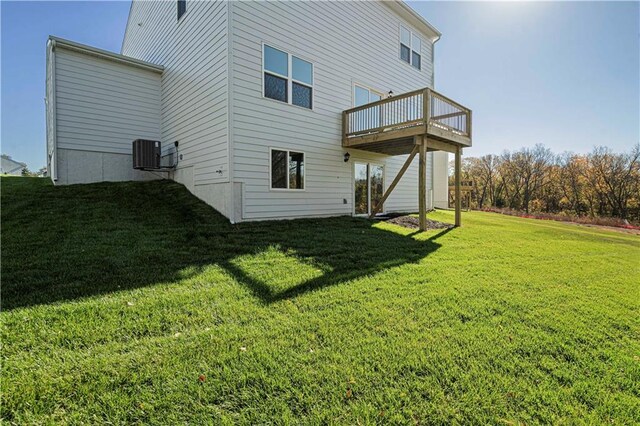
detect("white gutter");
top-left (430, 152), bottom-right (434, 208)
top-left (48, 36), bottom-right (164, 73)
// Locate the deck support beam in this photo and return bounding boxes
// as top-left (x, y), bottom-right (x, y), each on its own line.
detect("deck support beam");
top-left (418, 136), bottom-right (427, 231)
top-left (369, 145), bottom-right (419, 219)
top-left (455, 145), bottom-right (462, 227)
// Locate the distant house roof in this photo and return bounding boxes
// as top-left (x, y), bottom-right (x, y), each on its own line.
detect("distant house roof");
top-left (1, 155), bottom-right (27, 175)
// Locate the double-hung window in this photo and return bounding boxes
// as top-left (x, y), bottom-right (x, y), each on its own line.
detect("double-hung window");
top-left (271, 149), bottom-right (305, 190)
top-left (263, 45), bottom-right (313, 109)
top-left (400, 26), bottom-right (422, 70)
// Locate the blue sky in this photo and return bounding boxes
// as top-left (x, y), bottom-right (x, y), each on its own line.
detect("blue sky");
top-left (1, 1), bottom-right (638, 169)
top-left (412, 1), bottom-right (639, 158)
top-left (1, 1), bottom-right (131, 169)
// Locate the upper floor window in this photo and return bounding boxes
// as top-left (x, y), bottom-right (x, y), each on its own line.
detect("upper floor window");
top-left (177, 0), bottom-right (186, 20)
top-left (400, 26), bottom-right (421, 70)
top-left (263, 45), bottom-right (313, 109)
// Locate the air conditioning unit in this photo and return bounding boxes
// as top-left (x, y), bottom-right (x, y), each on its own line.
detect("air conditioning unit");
top-left (132, 139), bottom-right (161, 169)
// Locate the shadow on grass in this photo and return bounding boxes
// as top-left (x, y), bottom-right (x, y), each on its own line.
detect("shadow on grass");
top-left (1, 177), bottom-right (450, 310)
top-left (222, 227), bottom-right (451, 303)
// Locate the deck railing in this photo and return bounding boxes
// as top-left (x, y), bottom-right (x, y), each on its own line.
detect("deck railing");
top-left (343, 88), bottom-right (471, 142)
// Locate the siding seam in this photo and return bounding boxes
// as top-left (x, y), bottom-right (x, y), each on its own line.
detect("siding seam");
top-left (227, 0), bottom-right (237, 222)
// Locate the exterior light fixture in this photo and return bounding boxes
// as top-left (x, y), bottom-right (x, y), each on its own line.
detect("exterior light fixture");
top-left (388, 90), bottom-right (394, 98)
top-left (344, 152), bottom-right (350, 162)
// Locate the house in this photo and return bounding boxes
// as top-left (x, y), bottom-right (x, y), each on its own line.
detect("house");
top-left (1, 155), bottom-right (27, 176)
top-left (45, 0), bottom-right (471, 228)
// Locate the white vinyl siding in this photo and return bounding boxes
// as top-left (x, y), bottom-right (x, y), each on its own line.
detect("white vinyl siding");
top-left (230, 0), bottom-right (434, 220)
top-left (53, 48), bottom-right (161, 155)
top-left (122, 0), bottom-right (229, 186)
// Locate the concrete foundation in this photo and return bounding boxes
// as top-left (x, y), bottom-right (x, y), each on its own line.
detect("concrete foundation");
top-left (55, 149), bottom-right (165, 185)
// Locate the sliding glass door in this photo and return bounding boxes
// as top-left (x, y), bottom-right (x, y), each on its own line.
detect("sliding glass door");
top-left (370, 164), bottom-right (384, 214)
top-left (354, 163), bottom-right (369, 215)
top-left (354, 162), bottom-right (384, 216)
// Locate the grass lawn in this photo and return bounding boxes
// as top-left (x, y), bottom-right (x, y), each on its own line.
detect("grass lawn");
top-left (2, 177), bottom-right (639, 424)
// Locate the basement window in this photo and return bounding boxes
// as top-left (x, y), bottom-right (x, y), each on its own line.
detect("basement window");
top-left (271, 149), bottom-right (305, 190)
top-left (400, 26), bottom-right (422, 70)
top-left (177, 0), bottom-right (186, 20)
top-left (263, 44), bottom-right (313, 109)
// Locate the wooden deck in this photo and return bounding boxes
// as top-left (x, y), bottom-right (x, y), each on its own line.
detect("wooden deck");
top-left (342, 88), bottom-right (472, 228)
top-left (342, 88), bottom-right (472, 155)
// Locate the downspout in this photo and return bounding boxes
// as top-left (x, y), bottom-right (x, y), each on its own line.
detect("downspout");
top-left (48, 39), bottom-right (58, 182)
top-left (430, 152), bottom-right (434, 209)
top-left (431, 34), bottom-right (440, 88)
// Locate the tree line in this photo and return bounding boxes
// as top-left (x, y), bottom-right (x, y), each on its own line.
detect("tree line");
top-left (452, 144), bottom-right (640, 222)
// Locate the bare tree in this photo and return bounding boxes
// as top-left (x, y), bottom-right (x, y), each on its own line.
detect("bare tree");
top-left (458, 144), bottom-right (639, 222)
top-left (558, 153), bottom-right (588, 215)
top-left (499, 151), bottom-right (524, 210)
top-left (464, 155), bottom-right (500, 208)
top-left (587, 145), bottom-right (640, 219)
top-left (520, 145), bottom-right (553, 213)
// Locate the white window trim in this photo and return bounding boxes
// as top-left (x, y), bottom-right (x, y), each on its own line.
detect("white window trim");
top-left (399, 25), bottom-right (422, 71)
top-left (269, 147), bottom-right (306, 192)
top-left (262, 42), bottom-right (314, 111)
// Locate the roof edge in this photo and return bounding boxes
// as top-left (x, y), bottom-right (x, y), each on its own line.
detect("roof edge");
top-left (48, 36), bottom-right (164, 73)
top-left (385, 1), bottom-right (441, 42)
top-left (121, 0), bottom-right (135, 54)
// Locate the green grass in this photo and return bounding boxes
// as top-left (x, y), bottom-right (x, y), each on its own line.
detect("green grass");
top-left (2, 177), bottom-right (639, 424)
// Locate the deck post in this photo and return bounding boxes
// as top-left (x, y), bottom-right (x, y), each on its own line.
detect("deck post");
top-left (455, 145), bottom-right (462, 227)
top-left (418, 136), bottom-right (427, 231)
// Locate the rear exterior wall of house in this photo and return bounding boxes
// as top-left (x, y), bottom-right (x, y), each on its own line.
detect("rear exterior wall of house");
top-left (122, 1), bottom-right (447, 222)
top-left (229, 1), bottom-right (441, 221)
top-left (122, 0), bottom-right (233, 217)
